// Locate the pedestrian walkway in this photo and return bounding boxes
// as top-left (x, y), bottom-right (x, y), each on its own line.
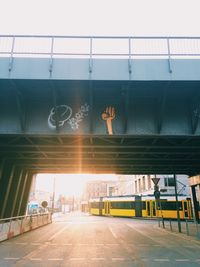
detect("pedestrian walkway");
top-left (158, 218), bottom-right (200, 241)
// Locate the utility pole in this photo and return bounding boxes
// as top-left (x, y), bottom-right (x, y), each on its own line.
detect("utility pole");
top-left (174, 174), bottom-right (181, 233)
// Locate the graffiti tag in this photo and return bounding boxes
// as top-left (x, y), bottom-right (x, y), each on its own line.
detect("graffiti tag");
top-left (48, 103), bottom-right (89, 130)
top-left (67, 103), bottom-right (90, 130)
top-left (48, 105), bottom-right (72, 129)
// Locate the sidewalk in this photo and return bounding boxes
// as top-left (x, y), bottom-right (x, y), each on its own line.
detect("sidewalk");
top-left (158, 218), bottom-right (200, 241)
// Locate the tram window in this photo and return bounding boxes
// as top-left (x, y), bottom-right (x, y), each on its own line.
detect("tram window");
top-left (184, 202), bottom-right (187, 210)
top-left (164, 177), bottom-right (175, 187)
top-left (91, 202), bottom-right (100, 209)
top-left (161, 201), bottom-right (183, 210)
top-left (111, 201), bottom-right (135, 209)
top-left (142, 201), bottom-right (146, 209)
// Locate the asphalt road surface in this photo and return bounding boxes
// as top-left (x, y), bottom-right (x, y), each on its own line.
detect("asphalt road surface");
top-left (0, 212), bottom-right (200, 267)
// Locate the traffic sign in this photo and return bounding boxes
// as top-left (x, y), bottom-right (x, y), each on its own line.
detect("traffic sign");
top-left (41, 201), bottom-right (48, 208)
top-left (151, 177), bottom-right (160, 185)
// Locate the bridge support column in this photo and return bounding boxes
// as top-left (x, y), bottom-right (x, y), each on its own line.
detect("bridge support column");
top-left (3, 167), bottom-right (25, 219)
top-left (17, 171), bottom-right (33, 216)
top-left (13, 169), bottom-right (26, 217)
top-left (191, 186), bottom-right (200, 223)
top-left (0, 158), bottom-right (5, 182)
top-left (0, 162), bottom-right (15, 219)
top-left (0, 159), bottom-right (6, 218)
top-left (10, 168), bottom-right (24, 218)
top-left (189, 175), bottom-right (200, 224)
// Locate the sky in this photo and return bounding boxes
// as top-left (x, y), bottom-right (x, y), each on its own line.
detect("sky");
top-left (2, 1), bottom-right (199, 197)
top-left (0, 0), bottom-right (200, 36)
top-left (36, 173), bottom-right (118, 197)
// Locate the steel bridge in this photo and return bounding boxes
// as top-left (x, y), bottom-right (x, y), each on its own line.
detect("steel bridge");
top-left (0, 35), bottom-right (200, 218)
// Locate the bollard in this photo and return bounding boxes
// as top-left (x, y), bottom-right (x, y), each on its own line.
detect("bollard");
top-left (162, 216), bottom-right (165, 229)
top-left (158, 217), bottom-right (161, 227)
top-left (196, 222), bottom-right (200, 239)
top-left (185, 220), bottom-right (189, 236)
top-left (169, 219), bottom-right (172, 231)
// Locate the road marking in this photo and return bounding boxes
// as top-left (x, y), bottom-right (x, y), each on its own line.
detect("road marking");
top-left (16, 242), bottom-right (27, 245)
top-left (91, 258), bottom-right (105, 261)
top-left (109, 226), bottom-right (118, 239)
top-left (175, 259), bottom-right (190, 262)
top-left (48, 258), bottom-right (63, 261)
top-left (31, 243), bottom-right (41, 246)
top-left (63, 243), bottom-right (72, 246)
top-left (138, 244), bottom-right (150, 247)
top-left (48, 224), bottom-right (69, 241)
top-left (112, 258), bottom-right (125, 261)
top-left (30, 258), bottom-right (42, 261)
top-left (70, 258), bottom-right (86, 261)
top-left (154, 259), bottom-right (170, 262)
top-left (4, 257), bottom-right (20, 260)
top-left (141, 258), bottom-right (148, 261)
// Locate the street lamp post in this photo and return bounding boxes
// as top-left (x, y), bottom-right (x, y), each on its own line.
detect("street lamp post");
top-left (174, 174), bottom-right (181, 233)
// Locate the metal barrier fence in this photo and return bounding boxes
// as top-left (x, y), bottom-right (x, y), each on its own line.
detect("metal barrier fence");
top-left (0, 213), bottom-right (52, 242)
top-left (1, 35), bottom-right (200, 59)
top-left (158, 217), bottom-right (200, 240)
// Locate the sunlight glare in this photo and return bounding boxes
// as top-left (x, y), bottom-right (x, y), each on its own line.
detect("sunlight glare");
top-left (36, 173), bottom-right (117, 197)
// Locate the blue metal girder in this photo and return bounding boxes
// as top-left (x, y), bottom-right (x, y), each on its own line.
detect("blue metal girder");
top-left (0, 79), bottom-right (200, 136)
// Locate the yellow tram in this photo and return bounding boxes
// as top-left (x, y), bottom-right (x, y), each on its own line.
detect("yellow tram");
top-left (89, 195), bottom-right (193, 219)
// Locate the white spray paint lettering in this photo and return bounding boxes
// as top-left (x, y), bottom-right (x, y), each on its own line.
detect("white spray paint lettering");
top-left (48, 103), bottom-right (89, 130)
top-left (48, 105), bottom-right (72, 129)
top-left (67, 103), bottom-right (90, 130)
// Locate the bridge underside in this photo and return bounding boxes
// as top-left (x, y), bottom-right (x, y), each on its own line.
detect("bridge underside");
top-left (1, 135), bottom-right (200, 175)
top-left (1, 79), bottom-right (200, 219)
top-left (0, 79), bottom-right (200, 175)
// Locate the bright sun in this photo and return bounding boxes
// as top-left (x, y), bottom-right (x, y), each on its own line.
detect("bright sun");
top-left (36, 173), bottom-right (117, 197)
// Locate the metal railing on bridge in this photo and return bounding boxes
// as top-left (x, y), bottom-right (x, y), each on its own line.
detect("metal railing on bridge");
top-left (0, 213), bottom-right (52, 242)
top-left (1, 35), bottom-right (200, 74)
top-left (1, 35), bottom-right (200, 59)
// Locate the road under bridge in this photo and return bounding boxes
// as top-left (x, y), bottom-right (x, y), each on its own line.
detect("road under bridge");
top-left (0, 35), bottom-right (200, 219)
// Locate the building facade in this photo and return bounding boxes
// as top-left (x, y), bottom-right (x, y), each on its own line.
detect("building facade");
top-left (84, 174), bottom-right (190, 201)
top-left (84, 180), bottom-right (111, 200)
top-left (133, 174), bottom-right (190, 196)
top-left (108, 176), bottom-right (135, 196)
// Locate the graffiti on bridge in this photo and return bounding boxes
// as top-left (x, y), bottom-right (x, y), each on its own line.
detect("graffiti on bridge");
top-left (48, 103), bottom-right (116, 134)
top-left (48, 103), bottom-right (90, 130)
top-left (101, 106), bottom-right (116, 135)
